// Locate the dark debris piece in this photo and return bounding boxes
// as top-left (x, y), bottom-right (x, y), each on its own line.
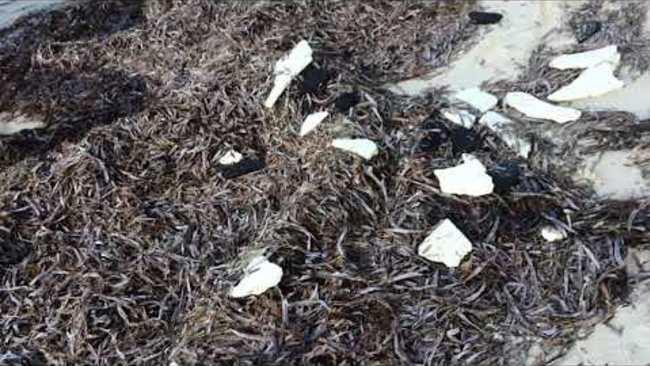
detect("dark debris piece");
top-left (301, 65), bottom-right (328, 94)
top-left (450, 127), bottom-right (479, 155)
top-left (468, 11), bottom-right (503, 25)
top-left (219, 157), bottom-right (266, 179)
top-left (575, 20), bottom-right (602, 43)
top-left (334, 91), bottom-right (360, 113)
top-left (488, 161), bottom-right (521, 193)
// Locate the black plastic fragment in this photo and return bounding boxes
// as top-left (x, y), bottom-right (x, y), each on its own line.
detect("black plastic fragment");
top-left (488, 161), bottom-right (521, 193)
top-left (334, 92), bottom-right (360, 113)
top-left (575, 20), bottom-right (602, 43)
top-left (219, 157), bottom-right (265, 179)
top-left (301, 65), bottom-right (328, 94)
top-left (468, 11), bottom-right (503, 25)
top-left (450, 127), bottom-right (479, 154)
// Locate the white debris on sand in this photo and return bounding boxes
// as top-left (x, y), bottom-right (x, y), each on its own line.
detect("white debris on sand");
top-left (504, 92), bottom-right (581, 124)
top-left (479, 111), bottom-right (532, 158)
top-left (300, 111), bottom-right (329, 136)
top-left (441, 108), bottom-right (476, 129)
top-left (230, 256), bottom-right (283, 298)
top-left (264, 40), bottom-right (313, 109)
top-left (541, 226), bottom-right (567, 242)
top-left (453, 87), bottom-right (498, 113)
top-left (549, 45), bottom-right (620, 70)
top-left (0, 113), bottom-right (45, 135)
top-left (331, 138), bottom-right (378, 160)
top-left (434, 154), bottom-right (494, 196)
top-left (548, 63), bottom-right (624, 101)
top-left (218, 149), bottom-right (243, 165)
top-left (418, 218), bottom-right (473, 268)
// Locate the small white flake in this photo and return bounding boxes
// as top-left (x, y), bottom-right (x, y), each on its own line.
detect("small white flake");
top-left (548, 63), bottom-right (624, 102)
top-left (418, 219), bottom-right (473, 268)
top-left (300, 111), bottom-right (329, 136)
top-left (479, 111), bottom-right (532, 158)
top-left (453, 87), bottom-right (498, 113)
top-left (230, 256), bottom-right (283, 298)
top-left (218, 149), bottom-right (243, 165)
top-left (549, 45), bottom-right (620, 70)
top-left (504, 92), bottom-right (581, 124)
top-left (434, 154), bottom-right (494, 196)
top-left (441, 108), bottom-right (476, 129)
top-left (264, 40), bottom-right (313, 109)
top-left (331, 138), bottom-right (378, 160)
top-left (0, 113), bottom-right (45, 135)
top-left (540, 226), bottom-right (567, 242)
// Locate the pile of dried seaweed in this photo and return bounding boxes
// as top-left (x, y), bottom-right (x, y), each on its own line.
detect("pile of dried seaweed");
top-left (0, 1), bottom-right (648, 365)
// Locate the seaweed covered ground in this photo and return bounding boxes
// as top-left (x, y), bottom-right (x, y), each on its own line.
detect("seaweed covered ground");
top-left (0, 1), bottom-right (648, 365)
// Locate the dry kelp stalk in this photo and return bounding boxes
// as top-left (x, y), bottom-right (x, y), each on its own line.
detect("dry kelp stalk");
top-left (0, 1), bottom-right (645, 365)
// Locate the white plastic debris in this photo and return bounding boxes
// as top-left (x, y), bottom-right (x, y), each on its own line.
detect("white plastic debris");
top-left (547, 63), bottom-right (624, 101)
top-left (453, 87), bottom-right (498, 113)
top-left (441, 108), bottom-right (476, 129)
top-left (479, 111), bottom-right (532, 158)
top-left (218, 149), bottom-right (243, 165)
top-left (331, 138), bottom-right (378, 160)
top-left (540, 226), bottom-right (567, 242)
top-left (504, 91), bottom-right (581, 124)
top-left (264, 40), bottom-right (313, 109)
top-left (549, 45), bottom-right (620, 70)
top-left (300, 111), bottom-right (329, 136)
top-left (0, 113), bottom-right (45, 135)
top-left (434, 154), bottom-right (494, 196)
top-left (230, 256), bottom-right (283, 298)
top-left (418, 218), bottom-right (473, 267)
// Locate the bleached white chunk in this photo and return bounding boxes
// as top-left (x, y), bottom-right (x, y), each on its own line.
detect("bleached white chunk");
top-left (434, 154), bottom-right (494, 196)
top-left (264, 40), bottom-right (313, 108)
top-left (300, 111), bottom-right (329, 136)
top-left (418, 219), bottom-right (473, 267)
top-left (442, 108), bottom-right (476, 129)
top-left (331, 138), bottom-right (378, 160)
top-left (0, 113), bottom-right (45, 135)
top-left (479, 111), bottom-right (532, 158)
top-left (549, 45), bottom-right (620, 70)
top-left (548, 63), bottom-right (624, 101)
top-left (540, 226), bottom-right (567, 242)
top-left (453, 87), bottom-right (498, 113)
top-left (504, 92), bottom-right (581, 124)
top-left (230, 256), bottom-right (283, 298)
top-left (219, 149), bottom-right (243, 165)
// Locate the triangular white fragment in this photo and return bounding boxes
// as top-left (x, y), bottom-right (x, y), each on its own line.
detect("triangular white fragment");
top-left (0, 113), bottom-right (45, 135)
top-left (300, 111), bottom-right (329, 136)
top-left (540, 226), bottom-right (567, 242)
top-left (219, 149), bottom-right (243, 165)
top-left (418, 218), bottom-right (473, 268)
top-left (504, 92), bottom-right (581, 124)
top-left (230, 256), bottom-right (283, 298)
top-left (441, 108), bottom-right (476, 129)
top-left (331, 138), bottom-right (378, 160)
top-left (434, 154), bottom-right (494, 196)
top-left (549, 45), bottom-right (620, 70)
top-left (548, 63), bottom-right (624, 101)
top-left (479, 111), bottom-right (532, 158)
top-left (264, 40), bottom-right (313, 109)
top-left (453, 87), bottom-right (498, 113)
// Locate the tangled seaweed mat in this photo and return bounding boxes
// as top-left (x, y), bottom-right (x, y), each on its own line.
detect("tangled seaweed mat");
top-left (0, 1), bottom-right (648, 365)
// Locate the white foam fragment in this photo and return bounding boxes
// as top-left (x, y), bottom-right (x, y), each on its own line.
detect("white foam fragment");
top-left (230, 256), bottom-right (283, 298)
top-left (264, 40), bottom-right (313, 109)
top-left (548, 63), bottom-right (624, 102)
top-left (453, 87), bottom-right (498, 113)
top-left (434, 154), bottom-right (494, 196)
top-left (541, 226), bottom-right (567, 242)
top-left (479, 112), bottom-right (532, 158)
top-left (0, 113), bottom-right (45, 135)
top-left (218, 149), bottom-right (243, 165)
top-left (300, 111), bottom-right (329, 136)
top-left (549, 45), bottom-right (620, 70)
top-left (418, 218), bottom-right (473, 268)
top-left (442, 108), bottom-right (476, 129)
top-left (504, 92), bottom-right (581, 124)
top-left (331, 138), bottom-right (378, 160)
